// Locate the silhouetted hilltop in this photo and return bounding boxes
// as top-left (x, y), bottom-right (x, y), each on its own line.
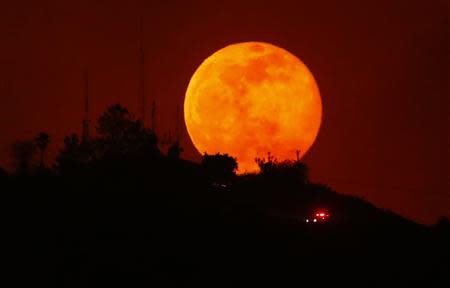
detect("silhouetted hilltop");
top-left (2, 104), bottom-right (448, 287)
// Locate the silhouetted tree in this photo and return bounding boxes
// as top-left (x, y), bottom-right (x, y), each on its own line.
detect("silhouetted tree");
top-left (433, 216), bottom-right (450, 255)
top-left (201, 153), bottom-right (237, 183)
top-left (55, 134), bottom-right (87, 173)
top-left (167, 141), bottom-right (183, 159)
top-left (96, 104), bottom-right (159, 157)
top-left (434, 216), bottom-right (450, 234)
top-left (55, 105), bottom-right (161, 173)
top-left (11, 140), bottom-right (36, 174)
top-left (34, 132), bottom-right (50, 168)
top-left (0, 166), bottom-right (7, 178)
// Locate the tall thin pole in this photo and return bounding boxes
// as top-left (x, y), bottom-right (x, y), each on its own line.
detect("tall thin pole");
top-left (82, 67), bottom-right (90, 144)
top-left (138, 16), bottom-right (146, 125)
top-left (151, 100), bottom-right (156, 132)
top-left (175, 104), bottom-right (180, 143)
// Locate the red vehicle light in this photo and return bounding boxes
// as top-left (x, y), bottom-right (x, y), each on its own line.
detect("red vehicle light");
top-left (306, 210), bottom-right (331, 223)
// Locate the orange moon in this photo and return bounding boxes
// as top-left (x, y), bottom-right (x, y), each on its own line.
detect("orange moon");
top-left (184, 42), bottom-right (322, 173)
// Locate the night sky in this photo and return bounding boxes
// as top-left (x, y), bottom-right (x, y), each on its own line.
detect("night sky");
top-left (0, 0), bottom-right (448, 224)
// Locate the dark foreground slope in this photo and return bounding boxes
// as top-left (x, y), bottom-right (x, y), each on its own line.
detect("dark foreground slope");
top-left (2, 158), bottom-right (449, 288)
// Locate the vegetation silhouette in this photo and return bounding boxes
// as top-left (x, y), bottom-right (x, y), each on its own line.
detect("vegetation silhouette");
top-left (95, 104), bottom-right (159, 158)
top-left (2, 104), bottom-right (448, 287)
top-left (10, 139), bottom-right (36, 174)
top-left (201, 152), bottom-right (237, 183)
top-left (256, 152), bottom-right (308, 184)
top-left (0, 166), bottom-right (6, 178)
top-left (34, 132), bottom-right (50, 168)
top-left (167, 141), bottom-right (183, 160)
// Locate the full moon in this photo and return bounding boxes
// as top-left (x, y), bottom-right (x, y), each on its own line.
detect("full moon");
top-left (184, 42), bottom-right (322, 173)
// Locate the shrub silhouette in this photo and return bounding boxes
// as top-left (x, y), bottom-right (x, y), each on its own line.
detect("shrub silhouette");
top-left (255, 153), bottom-right (308, 184)
top-left (201, 152), bottom-right (237, 183)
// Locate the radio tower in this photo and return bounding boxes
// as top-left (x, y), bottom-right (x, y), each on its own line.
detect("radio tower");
top-left (81, 68), bottom-right (90, 144)
top-left (138, 16), bottom-right (146, 125)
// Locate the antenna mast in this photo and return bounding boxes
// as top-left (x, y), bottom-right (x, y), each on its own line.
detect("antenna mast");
top-left (138, 16), bottom-right (146, 125)
top-left (175, 104), bottom-right (181, 143)
top-left (151, 100), bottom-right (156, 132)
top-left (82, 67), bottom-right (90, 144)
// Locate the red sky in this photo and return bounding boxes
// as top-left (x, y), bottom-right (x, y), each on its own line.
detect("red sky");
top-left (0, 0), bottom-right (448, 224)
